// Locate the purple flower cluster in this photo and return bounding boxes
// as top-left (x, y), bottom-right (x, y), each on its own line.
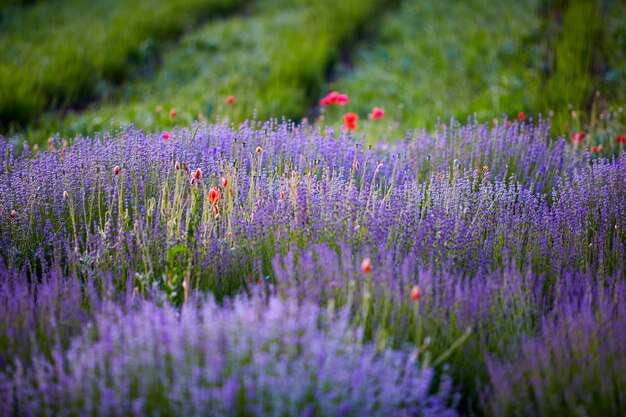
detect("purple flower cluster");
top-left (2, 297), bottom-right (457, 417)
top-left (0, 118), bottom-right (625, 415)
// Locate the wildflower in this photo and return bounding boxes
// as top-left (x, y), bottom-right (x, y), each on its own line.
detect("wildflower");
top-left (616, 136), bottom-right (626, 144)
top-left (9, 210), bottom-right (17, 219)
top-left (221, 177), bottom-right (228, 187)
top-left (227, 231), bottom-right (233, 239)
top-left (175, 161), bottom-right (181, 171)
top-left (591, 146), bottom-right (597, 153)
top-left (63, 191), bottom-right (69, 200)
top-left (162, 131), bottom-right (170, 141)
top-left (193, 168), bottom-right (202, 179)
top-left (190, 177), bottom-right (196, 186)
top-left (156, 105), bottom-right (163, 114)
top-left (344, 112), bottom-right (358, 131)
top-left (213, 204), bottom-right (219, 215)
top-left (597, 145), bottom-right (603, 153)
top-left (505, 121), bottom-right (512, 129)
top-left (113, 165), bottom-right (121, 175)
top-left (32, 144), bottom-right (39, 155)
top-left (208, 187), bottom-right (220, 204)
top-left (280, 191), bottom-right (286, 201)
top-left (47, 137), bottom-right (54, 152)
top-left (255, 146), bottom-right (263, 153)
top-left (320, 91), bottom-right (349, 106)
top-left (517, 112), bottom-right (525, 121)
top-left (371, 107), bottom-right (385, 120)
top-left (410, 285), bottom-right (422, 302)
top-left (227, 95), bottom-right (235, 105)
top-left (492, 118), bottom-right (499, 126)
top-left (170, 108), bottom-right (177, 119)
top-left (326, 91), bottom-right (340, 104)
top-left (361, 258), bottom-right (372, 274)
top-left (571, 132), bottom-right (585, 144)
top-left (198, 113), bottom-right (206, 122)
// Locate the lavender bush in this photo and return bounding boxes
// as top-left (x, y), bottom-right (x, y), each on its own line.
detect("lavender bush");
top-left (1, 297), bottom-right (458, 417)
top-left (1, 118), bottom-right (625, 415)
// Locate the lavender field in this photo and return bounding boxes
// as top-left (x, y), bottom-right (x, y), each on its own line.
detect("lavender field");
top-left (1, 0), bottom-right (626, 416)
top-left (0, 118), bottom-right (625, 416)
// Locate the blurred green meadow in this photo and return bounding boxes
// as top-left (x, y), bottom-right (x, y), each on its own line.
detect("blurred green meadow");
top-left (1, 0), bottom-right (625, 146)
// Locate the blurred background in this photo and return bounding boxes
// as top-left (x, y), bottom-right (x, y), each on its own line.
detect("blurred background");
top-left (0, 0), bottom-right (624, 146)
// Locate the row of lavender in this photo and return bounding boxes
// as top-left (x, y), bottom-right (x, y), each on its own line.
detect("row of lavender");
top-left (1, 119), bottom-right (625, 415)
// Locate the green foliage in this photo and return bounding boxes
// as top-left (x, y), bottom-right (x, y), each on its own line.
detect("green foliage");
top-left (536, 0), bottom-right (604, 133)
top-left (329, 0), bottom-right (542, 137)
top-left (0, 0), bottom-right (247, 130)
top-left (24, 0), bottom-right (389, 145)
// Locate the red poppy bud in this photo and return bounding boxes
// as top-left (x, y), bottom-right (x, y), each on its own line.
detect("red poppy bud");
top-left (9, 210), bottom-right (17, 219)
top-left (227, 95), bottom-right (235, 105)
top-left (571, 132), bottom-right (585, 144)
top-left (221, 177), bottom-right (228, 187)
top-left (113, 166), bottom-right (121, 175)
top-left (208, 187), bottom-right (220, 204)
top-left (517, 112), bottom-right (525, 121)
top-left (170, 108), bottom-right (177, 119)
top-left (194, 168), bottom-right (202, 179)
top-left (255, 146), bottom-right (263, 153)
top-left (361, 258), bottom-right (372, 274)
top-left (410, 285), bottom-right (422, 302)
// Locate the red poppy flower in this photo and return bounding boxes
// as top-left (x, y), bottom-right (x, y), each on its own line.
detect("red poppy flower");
top-left (361, 258), bottom-right (372, 274)
top-left (326, 91), bottom-right (340, 105)
top-left (616, 136), bottom-right (626, 144)
top-left (227, 96), bottom-right (235, 105)
top-left (571, 132), bottom-right (585, 144)
top-left (344, 112), bottom-right (358, 130)
top-left (162, 131), bottom-right (170, 141)
top-left (208, 187), bottom-right (220, 204)
top-left (517, 112), bottom-right (525, 121)
top-left (371, 107), bottom-right (384, 120)
top-left (410, 285), bottom-right (422, 302)
top-left (337, 94), bottom-right (349, 105)
top-left (170, 108), bottom-right (177, 119)
top-left (591, 146), bottom-right (598, 153)
top-left (194, 168), bottom-right (202, 179)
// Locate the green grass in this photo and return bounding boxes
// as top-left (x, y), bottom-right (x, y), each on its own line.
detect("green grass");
top-left (326, 0), bottom-right (542, 138)
top-left (536, 0), bottom-right (604, 134)
top-left (0, 0), bottom-right (247, 129)
top-left (24, 0), bottom-right (391, 146)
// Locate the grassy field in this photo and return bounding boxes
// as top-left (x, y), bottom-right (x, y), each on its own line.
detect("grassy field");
top-left (20, 0), bottom-right (392, 146)
top-left (0, 0), bottom-right (247, 129)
